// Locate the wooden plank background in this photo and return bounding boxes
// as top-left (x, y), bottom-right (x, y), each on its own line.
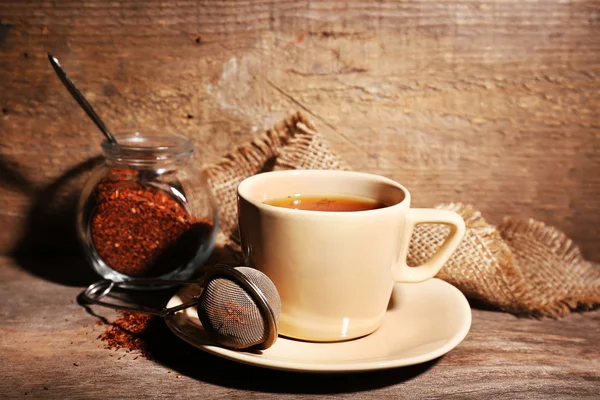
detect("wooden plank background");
top-left (0, 0), bottom-right (599, 260)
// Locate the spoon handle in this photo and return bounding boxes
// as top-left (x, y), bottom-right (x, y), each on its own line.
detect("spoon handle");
top-left (47, 53), bottom-right (118, 144)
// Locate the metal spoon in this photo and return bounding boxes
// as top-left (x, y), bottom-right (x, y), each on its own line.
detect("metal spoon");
top-left (47, 53), bottom-right (118, 145)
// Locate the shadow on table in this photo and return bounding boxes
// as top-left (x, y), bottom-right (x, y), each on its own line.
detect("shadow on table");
top-left (142, 317), bottom-right (438, 394)
top-left (3, 154), bottom-right (102, 287)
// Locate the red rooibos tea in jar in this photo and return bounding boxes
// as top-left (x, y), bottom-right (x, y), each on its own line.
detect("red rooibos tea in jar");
top-left (77, 132), bottom-right (218, 281)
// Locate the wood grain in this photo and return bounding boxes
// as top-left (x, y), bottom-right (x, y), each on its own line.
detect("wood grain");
top-left (0, 256), bottom-right (598, 398)
top-left (1, 0), bottom-right (599, 260)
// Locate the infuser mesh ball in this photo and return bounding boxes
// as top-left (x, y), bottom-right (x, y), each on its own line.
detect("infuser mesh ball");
top-left (197, 266), bottom-right (281, 350)
top-left (239, 267), bottom-right (281, 320)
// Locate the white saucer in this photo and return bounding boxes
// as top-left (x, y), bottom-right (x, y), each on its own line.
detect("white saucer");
top-left (164, 278), bottom-right (471, 373)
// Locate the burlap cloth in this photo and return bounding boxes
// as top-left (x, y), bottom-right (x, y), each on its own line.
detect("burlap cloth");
top-left (204, 112), bottom-right (600, 318)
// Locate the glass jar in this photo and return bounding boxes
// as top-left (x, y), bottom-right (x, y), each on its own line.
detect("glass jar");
top-left (77, 132), bottom-right (218, 282)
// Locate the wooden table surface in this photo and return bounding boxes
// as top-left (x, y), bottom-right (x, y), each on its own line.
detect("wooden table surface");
top-left (1, 255), bottom-right (598, 399)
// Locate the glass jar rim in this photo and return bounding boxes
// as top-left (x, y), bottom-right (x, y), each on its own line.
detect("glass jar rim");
top-left (101, 132), bottom-right (194, 161)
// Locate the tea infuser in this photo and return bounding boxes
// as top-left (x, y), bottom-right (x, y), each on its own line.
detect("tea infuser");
top-left (82, 265), bottom-right (281, 350)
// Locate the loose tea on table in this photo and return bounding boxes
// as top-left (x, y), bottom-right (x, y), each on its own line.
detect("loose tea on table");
top-left (89, 169), bottom-right (213, 277)
top-left (98, 311), bottom-right (155, 359)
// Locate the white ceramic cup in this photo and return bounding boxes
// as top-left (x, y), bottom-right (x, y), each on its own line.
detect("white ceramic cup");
top-left (237, 170), bottom-right (466, 342)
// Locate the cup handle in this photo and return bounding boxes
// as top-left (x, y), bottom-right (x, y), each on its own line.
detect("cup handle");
top-left (393, 208), bottom-right (466, 283)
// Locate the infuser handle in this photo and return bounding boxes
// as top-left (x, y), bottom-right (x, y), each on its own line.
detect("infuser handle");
top-left (81, 279), bottom-right (201, 317)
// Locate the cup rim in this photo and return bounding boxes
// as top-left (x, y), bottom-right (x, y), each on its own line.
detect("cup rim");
top-left (237, 170), bottom-right (411, 215)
